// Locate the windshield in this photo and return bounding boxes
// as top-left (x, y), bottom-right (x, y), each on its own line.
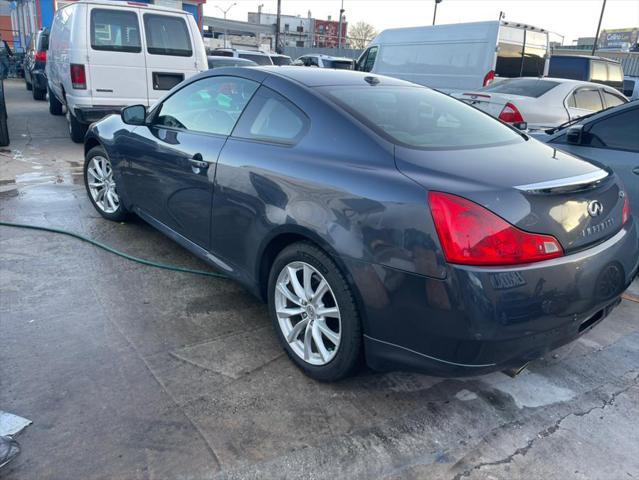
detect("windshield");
top-left (481, 79), bottom-right (559, 97)
top-left (321, 86), bottom-right (523, 149)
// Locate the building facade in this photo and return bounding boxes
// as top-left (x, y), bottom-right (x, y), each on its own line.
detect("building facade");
top-left (313, 17), bottom-right (347, 48)
top-left (248, 10), bottom-right (313, 48)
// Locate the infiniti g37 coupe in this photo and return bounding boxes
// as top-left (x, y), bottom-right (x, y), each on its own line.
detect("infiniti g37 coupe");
top-left (83, 67), bottom-right (639, 381)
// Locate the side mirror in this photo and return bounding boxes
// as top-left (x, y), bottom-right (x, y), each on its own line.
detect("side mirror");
top-left (121, 105), bottom-right (147, 126)
top-left (566, 125), bottom-right (584, 145)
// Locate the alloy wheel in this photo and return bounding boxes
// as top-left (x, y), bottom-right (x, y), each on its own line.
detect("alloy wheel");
top-left (274, 261), bottom-right (341, 365)
top-left (87, 156), bottom-right (120, 214)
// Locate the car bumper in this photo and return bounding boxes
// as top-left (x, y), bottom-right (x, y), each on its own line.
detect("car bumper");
top-left (73, 106), bottom-right (125, 124)
top-left (350, 219), bottom-right (639, 376)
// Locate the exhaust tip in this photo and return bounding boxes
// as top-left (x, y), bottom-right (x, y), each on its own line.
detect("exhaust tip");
top-left (502, 362), bottom-right (530, 378)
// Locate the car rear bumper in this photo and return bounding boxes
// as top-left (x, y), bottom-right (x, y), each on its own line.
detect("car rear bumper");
top-left (350, 219), bottom-right (639, 376)
top-left (74, 106), bottom-right (125, 124)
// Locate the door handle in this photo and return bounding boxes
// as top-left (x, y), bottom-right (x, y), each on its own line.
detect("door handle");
top-left (633, 167), bottom-right (639, 176)
top-left (188, 153), bottom-right (209, 169)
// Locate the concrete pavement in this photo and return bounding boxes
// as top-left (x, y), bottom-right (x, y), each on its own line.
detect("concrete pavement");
top-left (1, 79), bottom-right (638, 480)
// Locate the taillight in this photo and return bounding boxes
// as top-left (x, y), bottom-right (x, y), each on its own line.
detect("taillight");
top-left (498, 102), bottom-right (524, 124)
top-left (622, 194), bottom-right (631, 225)
top-left (34, 51), bottom-right (47, 62)
top-left (70, 64), bottom-right (86, 89)
top-left (428, 191), bottom-right (563, 266)
top-left (483, 70), bottom-right (495, 86)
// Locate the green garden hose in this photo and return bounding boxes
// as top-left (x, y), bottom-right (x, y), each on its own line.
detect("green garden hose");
top-left (0, 221), bottom-right (229, 279)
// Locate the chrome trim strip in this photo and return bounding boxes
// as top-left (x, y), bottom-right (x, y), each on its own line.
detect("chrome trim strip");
top-left (514, 169), bottom-right (609, 192)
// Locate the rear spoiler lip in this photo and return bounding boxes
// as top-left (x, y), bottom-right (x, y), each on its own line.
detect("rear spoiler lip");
top-left (514, 169), bottom-right (609, 194)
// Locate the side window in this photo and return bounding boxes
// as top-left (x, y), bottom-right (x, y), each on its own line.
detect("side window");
top-left (602, 90), bottom-right (625, 108)
top-left (308, 56), bottom-right (319, 67)
top-left (571, 89), bottom-right (603, 111)
top-left (585, 108), bottom-right (639, 152)
top-left (233, 87), bottom-right (309, 144)
top-left (144, 14), bottom-right (192, 57)
top-left (362, 46), bottom-right (378, 72)
top-left (153, 76), bottom-right (259, 135)
top-left (90, 9), bottom-right (141, 53)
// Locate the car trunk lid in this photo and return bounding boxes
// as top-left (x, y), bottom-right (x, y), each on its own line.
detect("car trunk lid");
top-left (395, 140), bottom-right (625, 253)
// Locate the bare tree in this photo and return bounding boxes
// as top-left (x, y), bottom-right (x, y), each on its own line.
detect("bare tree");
top-left (348, 21), bottom-right (378, 49)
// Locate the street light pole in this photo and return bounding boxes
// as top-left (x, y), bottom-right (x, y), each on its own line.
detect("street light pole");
top-left (591, 0), bottom-right (606, 55)
top-left (337, 0), bottom-right (345, 50)
top-left (275, 0), bottom-right (282, 53)
top-left (432, 0), bottom-right (442, 26)
top-left (215, 3), bottom-right (237, 48)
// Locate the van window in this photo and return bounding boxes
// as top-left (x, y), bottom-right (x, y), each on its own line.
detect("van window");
top-left (234, 87), bottom-right (308, 144)
top-left (37, 31), bottom-right (49, 51)
top-left (361, 46), bottom-right (378, 72)
top-left (90, 9), bottom-right (141, 53)
top-left (322, 85), bottom-right (522, 149)
top-left (591, 61), bottom-right (607, 84)
top-left (496, 27), bottom-right (547, 77)
top-left (154, 76), bottom-right (259, 135)
top-left (569, 89), bottom-right (603, 111)
top-left (623, 79), bottom-right (635, 97)
top-left (521, 30), bottom-right (546, 76)
top-left (548, 56), bottom-right (589, 81)
top-left (607, 64), bottom-right (623, 85)
top-left (144, 14), bottom-right (192, 57)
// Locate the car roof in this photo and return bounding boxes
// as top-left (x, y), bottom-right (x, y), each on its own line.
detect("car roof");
top-left (68, 0), bottom-right (188, 14)
top-left (252, 66), bottom-right (415, 87)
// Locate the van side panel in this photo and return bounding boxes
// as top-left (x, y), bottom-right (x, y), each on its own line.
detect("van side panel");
top-left (370, 21), bottom-right (500, 91)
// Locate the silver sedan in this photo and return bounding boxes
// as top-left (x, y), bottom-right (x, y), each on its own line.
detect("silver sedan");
top-left (452, 77), bottom-right (628, 131)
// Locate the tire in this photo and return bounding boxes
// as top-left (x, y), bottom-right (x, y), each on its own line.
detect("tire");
top-left (33, 87), bottom-right (46, 101)
top-left (25, 80), bottom-right (32, 91)
top-left (84, 146), bottom-right (128, 221)
top-left (0, 113), bottom-right (9, 147)
top-left (48, 86), bottom-right (63, 115)
top-left (67, 109), bottom-right (87, 143)
top-left (268, 242), bottom-right (362, 382)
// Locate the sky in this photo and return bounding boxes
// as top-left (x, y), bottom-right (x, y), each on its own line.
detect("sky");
top-left (202, 0), bottom-right (639, 45)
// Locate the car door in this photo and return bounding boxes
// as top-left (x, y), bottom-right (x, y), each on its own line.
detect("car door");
top-left (120, 75), bottom-right (260, 249)
top-left (565, 87), bottom-right (604, 121)
top-left (551, 106), bottom-right (639, 213)
top-left (141, 12), bottom-right (199, 105)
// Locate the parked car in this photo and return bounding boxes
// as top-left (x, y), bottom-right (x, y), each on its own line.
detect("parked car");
top-left (293, 54), bottom-right (353, 69)
top-left (270, 53), bottom-right (292, 66)
top-left (623, 75), bottom-right (639, 100)
top-left (83, 67), bottom-right (638, 381)
top-left (23, 28), bottom-right (49, 100)
top-left (211, 48), bottom-right (274, 65)
top-left (453, 77), bottom-right (627, 130)
top-left (356, 20), bottom-right (549, 91)
top-left (549, 55), bottom-right (624, 92)
top-left (207, 56), bottom-right (257, 69)
top-left (0, 80), bottom-right (9, 146)
top-left (46, 0), bottom-right (208, 143)
top-left (534, 102), bottom-right (639, 215)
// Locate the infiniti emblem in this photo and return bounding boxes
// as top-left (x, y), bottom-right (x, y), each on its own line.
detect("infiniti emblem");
top-left (588, 200), bottom-right (604, 217)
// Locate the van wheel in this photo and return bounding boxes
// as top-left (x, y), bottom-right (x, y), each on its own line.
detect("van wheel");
top-left (48, 87), bottom-right (63, 115)
top-left (25, 80), bottom-right (32, 91)
top-left (33, 88), bottom-right (46, 101)
top-left (67, 110), bottom-right (87, 143)
top-left (268, 242), bottom-right (362, 382)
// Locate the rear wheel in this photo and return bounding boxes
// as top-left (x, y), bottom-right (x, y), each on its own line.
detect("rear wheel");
top-left (84, 146), bottom-right (127, 221)
top-left (48, 86), bottom-right (63, 115)
top-left (268, 242), bottom-right (362, 382)
top-left (67, 109), bottom-right (87, 143)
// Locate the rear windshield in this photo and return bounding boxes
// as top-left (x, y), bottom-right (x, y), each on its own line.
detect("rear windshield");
top-left (239, 53), bottom-right (272, 65)
top-left (549, 56), bottom-right (589, 80)
top-left (623, 79), bottom-right (636, 97)
top-left (324, 60), bottom-right (353, 70)
top-left (271, 56), bottom-right (292, 66)
top-left (481, 78), bottom-right (559, 97)
top-left (321, 86), bottom-right (522, 149)
top-left (144, 14), bottom-right (192, 57)
top-left (37, 31), bottom-right (49, 51)
top-left (91, 9), bottom-right (141, 53)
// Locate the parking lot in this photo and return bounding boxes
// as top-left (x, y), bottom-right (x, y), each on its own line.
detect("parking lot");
top-left (1, 78), bottom-right (638, 479)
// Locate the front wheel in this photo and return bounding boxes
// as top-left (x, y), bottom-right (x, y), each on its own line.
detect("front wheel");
top-left (268, 242), bottom-right (362, 382)
top-left (84, 146), bottom-right (127, 221)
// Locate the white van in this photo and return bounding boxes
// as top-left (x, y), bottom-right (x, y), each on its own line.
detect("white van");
top-left (355, 20), bottom-right (549, 92)
top-left (46, 0), bottom-right (208, 142)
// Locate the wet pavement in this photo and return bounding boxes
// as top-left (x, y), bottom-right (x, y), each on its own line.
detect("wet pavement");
top-left (1, 78), bottom-right (638, 480)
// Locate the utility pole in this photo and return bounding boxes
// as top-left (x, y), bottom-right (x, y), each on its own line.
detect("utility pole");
top-left (432, 0), bottom-right (442, 26)
top-left (591, 0), bottom-right (606, 56)
top-left (215, 3), bottom-right (237, 48)
top-left (337, 0), bottom-right (345, 50)
top-left (275, 0), bottom-right (282, 53)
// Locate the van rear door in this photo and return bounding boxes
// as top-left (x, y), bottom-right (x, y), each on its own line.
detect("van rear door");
top-left (86, 5), bottom-right (148, 106)
top-left (141, 12), bottom-right (199, 105)
top-left (495, 25), bottom-right (548, 80)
